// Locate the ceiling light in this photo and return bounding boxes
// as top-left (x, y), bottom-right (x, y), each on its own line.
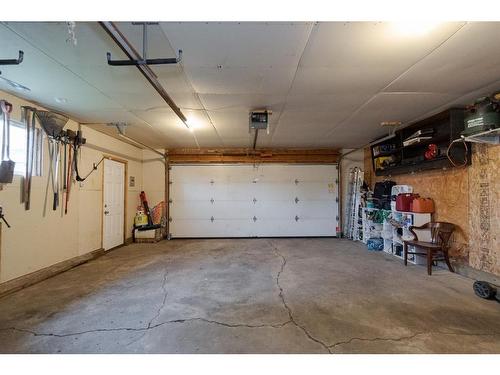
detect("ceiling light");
top-left (0, 75), bottom-right (31, 92)
top-left (392, 21), bottom-right (440, 36)
top-left (55, 97), bottom-right (68, 104)
top-left (184, 118), bottom-right (202, 131)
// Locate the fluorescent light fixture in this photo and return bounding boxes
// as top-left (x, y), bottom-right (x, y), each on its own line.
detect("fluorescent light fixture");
top-left (392, 21), bottom-right (440, 36)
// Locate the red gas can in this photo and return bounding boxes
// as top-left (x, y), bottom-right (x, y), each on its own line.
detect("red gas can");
top-left (411, 197), bottom-right (435, 213)
top-left (396, 193), bottom-right (418, 212)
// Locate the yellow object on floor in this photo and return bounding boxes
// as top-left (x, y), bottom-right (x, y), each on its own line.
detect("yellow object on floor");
top-left (134, 212), bottom-right (148, 226)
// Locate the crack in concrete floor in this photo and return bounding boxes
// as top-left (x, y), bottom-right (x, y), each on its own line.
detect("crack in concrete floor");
top-left (270, 240), bottom-right (333, 353)
top-left (1, 240), bottom-right (499, 353)
top-left (0, 242), bottom-right (297, 349)
top-left (0, 318), bottom-right (295, 339)
top-left (125, 262), bottom-right (171, 346)
top-left (147, 266), bottom-right (169, 329)
top-left (328, 330), bottom-right (500, 352)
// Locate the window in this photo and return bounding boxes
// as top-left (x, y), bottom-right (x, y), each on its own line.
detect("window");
top-left (0, 119), bottom-right (44, 177)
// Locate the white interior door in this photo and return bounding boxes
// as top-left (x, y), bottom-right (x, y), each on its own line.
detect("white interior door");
top-left (169, 164), bottom-right (338, 238)
top-left (103, 158), bottom-right (125, 250)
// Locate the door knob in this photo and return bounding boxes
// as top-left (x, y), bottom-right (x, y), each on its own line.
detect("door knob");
top-left (104, 210), bottom-right (110, 215)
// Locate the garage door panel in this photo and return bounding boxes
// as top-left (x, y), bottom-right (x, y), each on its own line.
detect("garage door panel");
top-left (255, 219), bottom-right (301, 237)
top-left (169, 164), bottom-right (338, 238)
top-left (224, 182), bottom-right (255, 200)
top-left (211, 200), bottom-right (254, 218)
top-left (296, 219), bottom-right (337, 236)
top-left (170, 200), bottom-right (255, 220)
top-left (170, 219), bottom-right (255, 237)
top-left (255, 201), bottom-right (298, 218)
top-left (295, 201), bottom-right (337, 219)
top-left (255, 200), bottom-right (336, 219)
top-left (170, 200), bottom-right (214, 219)
top-left (170, 183), bottom-right (215, 200)
top-left (254, 183), bottom-right (297, 200)
top-left (256, 219), bottom-right (336, 237)
top-left (295, 182), bottom-right (337, 200)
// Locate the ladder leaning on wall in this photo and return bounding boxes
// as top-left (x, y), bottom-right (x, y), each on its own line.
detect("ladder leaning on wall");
top-left (344, 167), bottom-right (364, 241)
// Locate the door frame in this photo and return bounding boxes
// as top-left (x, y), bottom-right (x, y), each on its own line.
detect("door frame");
top-left (101, 155), bottom-right (128, 250)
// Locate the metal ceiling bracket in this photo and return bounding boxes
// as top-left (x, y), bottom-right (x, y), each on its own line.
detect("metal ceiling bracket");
top-left (106, 50), bottom-right (182, 66)
top-left (100, 22), bottom-right (189, 127)
top-left (0, 50), bottom-right (23, 65)
top-left (109, 122), bottom-right (166, 158)
top-left (105, 23), bottom-right (182, 66)
top-left (111, 122), bottom-right (127, 135)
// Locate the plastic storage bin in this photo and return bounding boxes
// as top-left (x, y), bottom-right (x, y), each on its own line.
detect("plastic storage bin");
top-left (367, 238), bottom-right (384, 251)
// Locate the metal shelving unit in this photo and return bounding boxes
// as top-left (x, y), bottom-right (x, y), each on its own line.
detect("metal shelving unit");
top-left (362, 208), bottom-right (431, 265)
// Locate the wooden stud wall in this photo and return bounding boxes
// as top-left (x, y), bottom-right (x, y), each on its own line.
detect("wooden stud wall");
top-left (364, 144), bottom-right (500, 276)
top-left (166, 148), bottom-right (340, 164)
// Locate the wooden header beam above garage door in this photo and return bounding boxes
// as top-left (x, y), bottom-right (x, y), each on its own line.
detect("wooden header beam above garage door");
top-left (166, 148), bottom-right (340, 164)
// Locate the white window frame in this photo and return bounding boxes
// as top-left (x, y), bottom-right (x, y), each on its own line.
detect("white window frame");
top-left (1, 118), bottom-right (44, 177)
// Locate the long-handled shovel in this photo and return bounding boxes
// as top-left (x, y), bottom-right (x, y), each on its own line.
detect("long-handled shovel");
top-left (0, 100), bottom-right (15, 184)
top-left (22, 107), bottom-right (36, 210)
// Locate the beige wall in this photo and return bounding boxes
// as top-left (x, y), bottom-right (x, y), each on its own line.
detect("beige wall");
top-left (0, 91), bottom-right (144, 283)
top-left (141, 149), bottom-right (166, 210)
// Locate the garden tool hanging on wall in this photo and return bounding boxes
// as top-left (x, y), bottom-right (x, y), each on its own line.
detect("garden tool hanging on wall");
top-left (21, 106), bottom-right (37, 210)
top-left (47, 135), bottom-right (61, 210)
top-left (0, 100), bottom-right (15, 184)
top-left (64, 141), bottom-right (73, 214)
top-left (35, 110), bottom-right (69, 210)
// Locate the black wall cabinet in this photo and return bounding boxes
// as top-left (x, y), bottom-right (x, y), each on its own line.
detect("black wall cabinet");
top-left (371, 108), bottom-right (471, 176)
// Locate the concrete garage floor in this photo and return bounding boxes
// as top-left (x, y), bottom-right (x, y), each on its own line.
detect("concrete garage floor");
top-left (0, 238), bottom-right (499, 354)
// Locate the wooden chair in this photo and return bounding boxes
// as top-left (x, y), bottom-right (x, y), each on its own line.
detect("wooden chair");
top-left (403, 222), bottom-right (456, 276)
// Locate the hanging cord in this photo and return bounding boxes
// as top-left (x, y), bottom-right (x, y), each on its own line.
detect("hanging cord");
top-left (446, 138), bottom-right (469, 168)
top-left (72, 140), bottom-right (105, 182)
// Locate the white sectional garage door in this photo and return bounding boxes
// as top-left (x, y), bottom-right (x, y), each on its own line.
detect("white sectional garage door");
top-left (169, 164), bottom-right (339, 238)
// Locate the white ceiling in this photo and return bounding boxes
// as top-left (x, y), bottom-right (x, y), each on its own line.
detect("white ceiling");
top-left (1, 21), bottom-right (500, 149)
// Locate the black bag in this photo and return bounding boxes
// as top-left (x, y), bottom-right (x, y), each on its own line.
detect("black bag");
top-left (373, 180), bottom-right (396, 201)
